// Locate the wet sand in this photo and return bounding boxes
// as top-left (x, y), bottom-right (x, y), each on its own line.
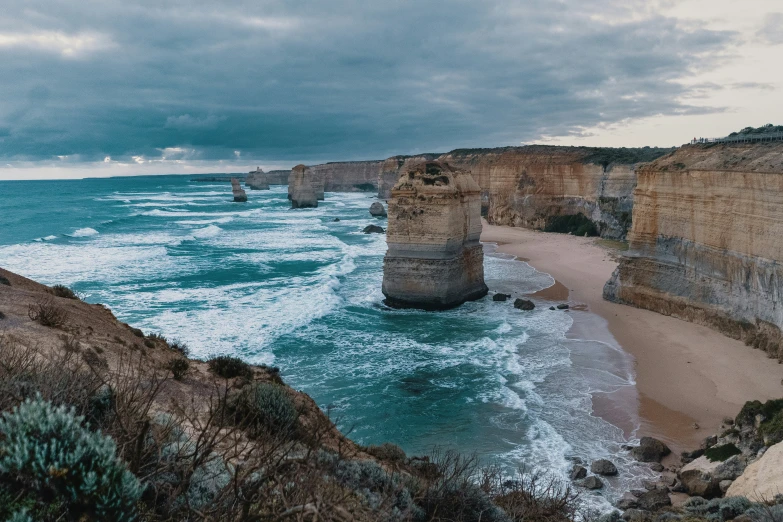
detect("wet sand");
top-left (481, 222), bottom-right (783, 452)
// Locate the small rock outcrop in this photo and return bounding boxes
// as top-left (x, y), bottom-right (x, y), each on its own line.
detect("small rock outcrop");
top-left (513, 298), bottom-right (535, 311)
top-left (580, 476), bottom-right (604, 490)
top-left (382, 161), bottom-right (488, 310)
top-left (288, 165), bottom-right (318, 209)
top-left (591, 459), bottom-right (618, 476)
top-left (369, 202), bottom-right (387, 217)
top-left (231, 178), bottom-right (247, 202)
top-left (492, 293), bottom-right (510, 302)
top-left (363, 225), bottom-right (385, 234)
top-left (632, 437), bottom-right (672, 463)
top-left (245, 167), bottom-right (270, 190)
top-left (570, 464), bottom-right (587, 480)
top-left (636, 489), bottom-right (671, 511)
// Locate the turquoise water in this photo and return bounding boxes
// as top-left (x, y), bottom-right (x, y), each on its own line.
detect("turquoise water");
top-left (0, 175), bottom-right (653, 505)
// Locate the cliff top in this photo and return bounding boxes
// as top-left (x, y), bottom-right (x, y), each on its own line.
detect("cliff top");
top-left (391, 160), bottom-right (480, 195)
top-left (441, 144), bottom-right (674, 166)
top-left (642, 141), bottom-right (783, 173)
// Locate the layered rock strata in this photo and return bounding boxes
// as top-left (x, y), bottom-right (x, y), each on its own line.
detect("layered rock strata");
top-left (288, 164), bottom-right (318, 208)
top-left (245, 167), bottom-right (270, 190)
top-left (382, 161), bottom-right (488, 310)
top-left (604, 142), bottom-right (783, 356)
top-left (310, 160), bottom-right (383, 192)
top-left (378, 154), bottom-right (441, 200)
top-left (231, 178), bottom-right (247, 202)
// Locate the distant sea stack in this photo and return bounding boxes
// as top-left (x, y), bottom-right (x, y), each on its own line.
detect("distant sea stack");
top-left (288, 164), bottom-right (318, 208)
top-left (604, 142), bottom-right (783, 358)
top-left (231, 178), bottom-right (247, 202)
top-left (382, 161), bottom-right (488, 310)
top-left (245, 167), bottom-right (269, 190)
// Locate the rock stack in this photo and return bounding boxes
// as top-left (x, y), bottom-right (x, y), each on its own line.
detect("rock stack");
top-left (382, 161), bottom-right (488, 310)
top-left (313, 175), bottom-right (325, 201)
top-left (245, 167), bottom-right (269, 190)
top-left (288, 164), bottom-right (318, 209)
top-left (231, 178), bottom-right (247, 202)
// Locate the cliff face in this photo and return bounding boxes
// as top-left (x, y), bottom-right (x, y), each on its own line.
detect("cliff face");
top-left (309, 161), bottom-right (383, 192)
top-left (604, 142), bottom-right (783, 358)
top-left (382, 161), bottom-right (488, 310)
top-left (437, 146), bottom-right (654, 239)
top-left (288, 165), bottom-right (318, 208)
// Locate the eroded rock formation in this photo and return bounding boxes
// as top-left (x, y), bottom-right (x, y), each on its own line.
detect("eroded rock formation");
top-left (245, 167), bottom-right (270, 190)
top-left (231, 178), bottom-right (247, 202)
top-left (310, 161), bottom-right (383, 192)
top-left (369, 202), bottom-right (387, 217)
top-left (288, 165), bottom-right (318, 208)
top-left (382, 161), bottom-right (488, 310)
top-left (604, 142), bottom-right (783, 357)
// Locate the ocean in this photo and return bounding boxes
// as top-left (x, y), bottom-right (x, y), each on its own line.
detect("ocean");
top-left (0, 175), bottom-right (655, 507)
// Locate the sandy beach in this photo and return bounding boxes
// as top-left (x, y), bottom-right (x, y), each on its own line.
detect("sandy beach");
top-left (481, 222), bottom-right (783, 452)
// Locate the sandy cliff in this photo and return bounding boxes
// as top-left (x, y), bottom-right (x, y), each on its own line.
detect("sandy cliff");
top-left (382, 161), bottom-right (487, 310)
top-left (604, 142), bottom-right (783, 357)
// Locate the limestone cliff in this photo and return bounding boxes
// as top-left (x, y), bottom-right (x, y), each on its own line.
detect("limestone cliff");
top-left (604, 142), bottom-right (783, 358)
top-left (310, 160), bottom-right (383, 192)
top-left (288, 165), bottom-right (318, 208)
top-left (245, 168), bottom-right (270, 190)
top-left (266, 170), bottom-right (290, 184)
top-left (382, 161), bottom-right (488, 310)
top-left (231, 178), bottom-right (247, 202)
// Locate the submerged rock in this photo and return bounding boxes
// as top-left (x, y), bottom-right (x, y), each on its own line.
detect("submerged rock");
top-left (369, 201), bottom-right (387, 217)
top-left (492, 293), bottom-right (511, 302)
top-left (581, 476), bottom-right (604, 489)
top-left (382, 161), bottom-right (488, 310)
top-left (556, 303), bottom-right (569, 310)
top-left (245, 167), bottom-right (270, 190)
top-left (288, 165), bottom-right (318, 209)
top-left (231, 178), bottom-right (247, 202)
top-left (591, 459), bottom-right (618, 476)
top-left (570, 464), bottom-right (587, 480)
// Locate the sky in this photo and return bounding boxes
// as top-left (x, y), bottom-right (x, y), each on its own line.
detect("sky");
top-left (0, 0), bottom-right (781, 179)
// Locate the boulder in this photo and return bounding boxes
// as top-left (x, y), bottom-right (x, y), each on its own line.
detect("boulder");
top-left (679, 468), bottom-right (721, 498)
top-left (719, 480), bottom-right (733, 494)
top-left (649, 463), bottom-right (665, 472)
top-left (549, 306), bottom-right (556, 310)
top-left (493, 293), bottom-right (511, 302)
top-left (513, 299), bottom-right (535, 311)
top-left (713, 455), bottom-right (747, 481)
top-left (591, 459), bottom-right (618, 476)
top-left (632, 437), bottom-right (672, 463)
top-left (556, 303), bottom-right (569, 309)
top-left (570, 464), bottom-right (587, 480)
top-left (621, 509), bottom-right (647, 521)
top-left (636, 489), bottom-right (671, 511)
top-left (616, 495), bottom-right (638, 511)
top-left (369, 202), bottom-right (387, 217)
top-left (363, 225), bottom-right (385, 234)
top-left (726, 440), bottom-right (783, 501)
top-left (581, 476), bottom-right (603, 489)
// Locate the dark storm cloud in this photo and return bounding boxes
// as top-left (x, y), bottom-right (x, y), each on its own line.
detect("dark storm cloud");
top-left (0, 0), bottom-right (736, 162)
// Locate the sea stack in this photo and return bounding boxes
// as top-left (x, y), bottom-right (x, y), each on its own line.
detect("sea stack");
top-left (245, 167), bottom-right (269, 190)
top-left (369, 201), bottom-right (387, 217)
top-left (382, 161), bottom-right (488, 310)
top-left (313, 174), bottom-right (325, 201)
top-left (288, 164), bottom-right (318, 208)
top-left (231, 178), bottom-right (247, 202)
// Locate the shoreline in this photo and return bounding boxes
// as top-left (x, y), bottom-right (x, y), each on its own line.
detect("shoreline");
top-left (481, 222), bottom-right (783, 453)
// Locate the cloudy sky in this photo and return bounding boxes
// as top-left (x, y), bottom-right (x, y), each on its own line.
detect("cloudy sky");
top-left (1, 0), bottom-right (781, 179)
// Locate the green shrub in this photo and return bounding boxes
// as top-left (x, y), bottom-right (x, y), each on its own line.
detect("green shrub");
top-left (685, 496), bottom-right (754, 521)
top-left (166, 358), bottom-right (190, 381)
top-left (0, 275), bottom-right (10, 286)
top-left (129, 327), bottom-right (144, 338)
top-left (704, 443), bottom-right (741, 462)
top-left (736, 398), bottom-right (783, 445)
top-left (50, 284), bottom-right (78, 300)
top-left (0, 396), bottom-right (141, 521)
top-left (544, 214), bottom-right (599, 237)
top-left (208, 355), bottom-right (253, 380)
top-left (229, 382), bottom-right (298, 436)
top-left (0, 311), bottom-right (5, 320)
